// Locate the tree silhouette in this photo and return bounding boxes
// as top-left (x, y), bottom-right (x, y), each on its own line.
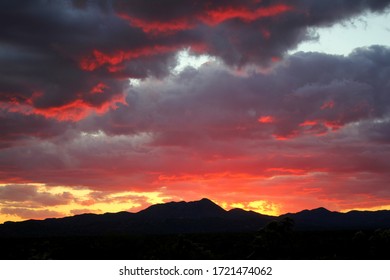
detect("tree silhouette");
top-left (250, 217), bottom-right (295, 259)
top-left (369, 229), bottom-right (390, 259)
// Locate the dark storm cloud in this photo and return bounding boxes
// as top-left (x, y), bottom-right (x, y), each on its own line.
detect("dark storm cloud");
top-left (1, 0), bottom-right (390, 121)
top-left (112, 0), bottom-right (390, 65)
top-left (0, 0), bottom-right (179, 118)
top-left (0, 1), bottom-right (126, 122)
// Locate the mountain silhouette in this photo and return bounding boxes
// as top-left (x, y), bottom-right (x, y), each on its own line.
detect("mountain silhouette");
top-left (137, 198), bottom-right (226, 219)
top-left (282, 207), bottom-right (390, 230)
top-left (0, 198), bottom-right (389, 237)
top-left (0, 198), bottom-right (273, 237)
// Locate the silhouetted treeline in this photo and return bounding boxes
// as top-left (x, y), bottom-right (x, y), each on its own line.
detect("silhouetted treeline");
top-left (1, 227), bottom-right (390, 260)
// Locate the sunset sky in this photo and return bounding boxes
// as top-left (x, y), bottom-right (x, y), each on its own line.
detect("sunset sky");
top-left (1, 0), bottom-right (390, 223)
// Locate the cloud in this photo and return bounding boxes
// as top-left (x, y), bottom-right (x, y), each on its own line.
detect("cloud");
top-left (1, 0), bottom-right (390, 125)
top-left (1, 46), bottom-right (390, 194)
top-left (0, 112), bottom-right (71, 149)
top-left (0, 184), bottom-right (74, 206)
top-left (0, 0), bottom-right (172, 124)
top-left (112, 0), bottom-right (390, 66)
top-left (0, 208), bottom-right (64, 220)
top-left (97, 45), bottom-right (389, 141)
top-left (358, 118), bottom-right (390, 143)
top-left (1, 1), bottom-right (390, 216)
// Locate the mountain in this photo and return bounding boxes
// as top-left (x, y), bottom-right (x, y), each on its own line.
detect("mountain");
top-left (282, 207), bottom-right (390, 230)
top-left (137, 198), bottom-right (226, 219)
top-left (0, 199), bottom-right (389, 238)
top-left (0, 198), bottom-right (273, 237)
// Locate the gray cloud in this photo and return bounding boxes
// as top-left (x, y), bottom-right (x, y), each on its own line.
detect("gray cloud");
top-left (0, 46), bottom-right (389, 193)
top-left (0, 184), bottom-right (74, 206)
top-left (92, 46), bottom-right (389, 140)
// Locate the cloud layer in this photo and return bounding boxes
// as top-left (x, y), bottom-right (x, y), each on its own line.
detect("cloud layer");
top-left (2, 0), bottom-right (390, 123)
top-left (1, 0), bottom-right (390, 221)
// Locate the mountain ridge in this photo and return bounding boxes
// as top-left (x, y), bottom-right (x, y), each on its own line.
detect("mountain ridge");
top-left (0, 198), bottom-right (389, 237)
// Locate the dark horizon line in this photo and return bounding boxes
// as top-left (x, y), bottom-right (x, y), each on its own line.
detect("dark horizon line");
top-left (3, 197), bottom-right (390, 225)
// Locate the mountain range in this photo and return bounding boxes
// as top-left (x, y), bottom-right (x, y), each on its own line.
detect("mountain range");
top-left (1, 198), bottom-right (390, 237)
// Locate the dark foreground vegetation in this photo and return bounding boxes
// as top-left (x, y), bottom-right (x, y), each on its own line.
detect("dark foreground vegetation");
top-left (1, 222), bottom-right (389, 260)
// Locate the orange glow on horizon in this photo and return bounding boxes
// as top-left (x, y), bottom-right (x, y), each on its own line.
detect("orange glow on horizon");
top-left (1, 180), bottom-right (390, 224)
top-left (0, 184), bottom-right (173, 224)
top-left (340, 204), bottom-right (390, 213)
top-left (223, 200), bottom-right (281, 216)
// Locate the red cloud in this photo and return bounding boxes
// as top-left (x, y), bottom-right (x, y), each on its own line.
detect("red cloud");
top-left (36, 95), bottom-right (127, 121)
top-left (299, 120), bottom-right (319, 127)
top-left (116, 3), bottom-right (293, 33)
top-left (79, 46), bottom-right (179, 72)
top-left (1, 94), bottom-right (127, 122)
top-left (321, 100), bottom-right (335, 110)
top-left (118, 13), bottom-right (193, 34)
top-left (258, 115), bottom-right (275, 123)
top-left (324, 121), bottom-right (343, 131)
top-left (201, 4), bottom-right (293, 25)
top-left (90, 82), bottom-right (108, 94)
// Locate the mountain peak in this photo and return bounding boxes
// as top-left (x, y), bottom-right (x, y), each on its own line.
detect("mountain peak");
top-left (311, 207), bottom-right (331, 213)
top-left (294, 207), bottom-right (332, 216)
top-left (139, 198), bottom-right (226, 219)
top-left (191, 198), bottom-right (219, 207)
top-left (199, 198), bottom-right (214, 203)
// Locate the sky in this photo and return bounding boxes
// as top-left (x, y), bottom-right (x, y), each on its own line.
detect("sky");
top-left (1, 0), bottom-right (390, 223)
